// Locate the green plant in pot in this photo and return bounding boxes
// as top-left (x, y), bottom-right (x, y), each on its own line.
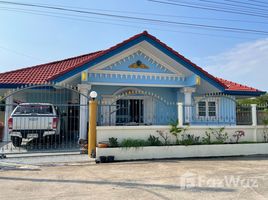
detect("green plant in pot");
top-left (109, 137), bottom-right (119, 147)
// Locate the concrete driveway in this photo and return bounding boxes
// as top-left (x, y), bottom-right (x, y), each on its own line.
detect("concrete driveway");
top-left (0, 156), bottom-right (268, 200)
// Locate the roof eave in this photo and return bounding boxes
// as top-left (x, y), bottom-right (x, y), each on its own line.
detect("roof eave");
top-left (224, 90), bottom-right (266, 97)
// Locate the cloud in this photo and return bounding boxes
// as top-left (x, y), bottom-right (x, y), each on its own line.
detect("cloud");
top-left (200, 38), bottom-right (268, 92)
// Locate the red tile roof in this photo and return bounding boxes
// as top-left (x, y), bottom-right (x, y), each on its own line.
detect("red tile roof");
top-left (0, 51), bottom-right (103, 85)
top-left (0, 31), bottom-right (264, 94)
top-left (216, 78), bottom-right (260, 92)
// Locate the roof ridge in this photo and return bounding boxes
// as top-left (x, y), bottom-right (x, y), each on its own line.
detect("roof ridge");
top-left (0, 31), bottom-right (148, 77)
top-left (144, 32), bottom-right (227, 89)
top-left (46, 31), bottom-right (149, 81)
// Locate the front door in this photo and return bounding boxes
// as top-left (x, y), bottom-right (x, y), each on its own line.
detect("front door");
top-left (116, 99), bottom-right (144, 125)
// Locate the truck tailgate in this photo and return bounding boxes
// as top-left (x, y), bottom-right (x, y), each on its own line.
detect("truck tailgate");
top-left (12, 115), bottom-right (54, 130)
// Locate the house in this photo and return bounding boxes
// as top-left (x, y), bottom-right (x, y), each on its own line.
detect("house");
top-left (0, 31), bottom-right (265, 143)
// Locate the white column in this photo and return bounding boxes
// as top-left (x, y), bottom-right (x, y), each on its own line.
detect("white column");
top-left (251, 104), bottom-right (257, 142)
top-left (3, 94), bottom-right (13, 142)
top-left (181, 87), bottom-right (196, 124)
top-left (78, 84), bottom-right (91, 141)
top-left (251, 104), bottom-right (257, 126)
top-left (177, 102), bottom-right (183, 127)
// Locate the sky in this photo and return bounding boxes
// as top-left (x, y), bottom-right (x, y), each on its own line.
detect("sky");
top-left (0, 0), bottom-right (267, 91)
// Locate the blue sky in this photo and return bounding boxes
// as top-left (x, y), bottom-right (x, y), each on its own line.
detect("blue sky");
top-left (0, 0), bottom-right (267, 91)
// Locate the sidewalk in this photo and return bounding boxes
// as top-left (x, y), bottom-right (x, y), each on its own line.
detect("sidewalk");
top-left (0, 153), bottom-right (94, 168)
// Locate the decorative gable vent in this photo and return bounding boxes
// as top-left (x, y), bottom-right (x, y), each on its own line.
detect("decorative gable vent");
top-left (129, 60), bottom-right (149, 69)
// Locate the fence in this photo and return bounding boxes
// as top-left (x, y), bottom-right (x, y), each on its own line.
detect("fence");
top-left (257, 104), bottom-right (268, 125)
top-left (183, 103), bottom-right (267, 126)
top-left (97, 96), bottom-right (268, 127)
top-left (97, 98), bottom-right (177, 126)
top-left (0, 84), bottom-right (88, 154)
top-left (236, 105), bottom-right (252, 125)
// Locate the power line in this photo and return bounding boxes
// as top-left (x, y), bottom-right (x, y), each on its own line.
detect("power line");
top-left (250, 0), bottom-right (268, 5)
top-left (166, 0), bottom-right (268, 14)
top-left (0, 45), bottom-right (41, 61)
top-left (197, 0), bottom-right (268, 12)
top-left (29, 1), bottom-right (268, 24)
top-left (0, 7), bottom-right (257, 40)
top-left (0, 1), bottom-right (268, 36)
top-left (1, 3), bottom-right (267, 25)
top-left (149, 0), bottom-right (268, 18)
top-left (225, 0), bottom-right (268, 8)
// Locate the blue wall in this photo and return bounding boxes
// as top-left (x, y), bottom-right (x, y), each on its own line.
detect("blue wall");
top-left (92, 85), bottom-right (178, 125)
top-left (188, 96), bottom-right (236, 125)
top-left (93, 85), bottom-right (237, 126)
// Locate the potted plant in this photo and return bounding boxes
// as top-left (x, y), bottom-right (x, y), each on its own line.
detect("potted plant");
top-left (98, 141), bottom-right (109, 148)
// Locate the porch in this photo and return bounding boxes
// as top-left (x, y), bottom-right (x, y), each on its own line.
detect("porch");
top-left (93, 85), bottom-right (257, 127)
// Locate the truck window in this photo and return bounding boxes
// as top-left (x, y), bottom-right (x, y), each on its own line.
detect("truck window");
top-left (14, 105), bottom-right (53, 115)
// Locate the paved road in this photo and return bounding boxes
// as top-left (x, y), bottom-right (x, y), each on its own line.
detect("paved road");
top-left (0, 156), bottom-right (268, 200)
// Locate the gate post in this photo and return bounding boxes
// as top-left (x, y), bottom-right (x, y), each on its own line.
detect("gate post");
top-left (3, 93), bottom-right (13, 141)
top-left (78, 84), bottom-right (91, 141)
top-left (177, 102), bottom-right (183, 127)
top-left (88, 91), bottom-right (98, 158)
top-left (251, 104), bottom-right (257, 126)
top-left (251, 104), bottom-right (257, 142)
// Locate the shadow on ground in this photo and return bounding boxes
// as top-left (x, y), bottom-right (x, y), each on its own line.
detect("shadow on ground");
top-left (0, 176), bottom-right (236, 193)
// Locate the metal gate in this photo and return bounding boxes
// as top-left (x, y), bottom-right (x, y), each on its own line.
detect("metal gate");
top-left (0, 83), bottom-right (89, 154)
top-left (97, 89), bottom-right (177, 126)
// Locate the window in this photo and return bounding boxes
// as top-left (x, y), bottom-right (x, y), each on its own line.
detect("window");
top-left (208, 101), bottom-right (216, 117)
top-left (197, 101), bottom-right (217, 118)
top-left (198, 101), bottom-right (206, 117)
top-left (14, 104), bottom-right (53, 115)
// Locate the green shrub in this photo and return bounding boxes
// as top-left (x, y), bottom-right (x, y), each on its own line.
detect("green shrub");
top-left (180, 134), bottom-right (200, 145)
top-left (147, 135), bottom-right (162, 146)
top-left (156, 130), bottom-right (170, 145)
top-left (205, 127), bottom-right (228, 144)
top-left (108, 137), bottom-right (119, 147)
top-left (169, 121), bottom-right (188, 144)
top-left (120, 138), bottom-right (148, 148)
top-left (202, 131), bottom-right (212, 144)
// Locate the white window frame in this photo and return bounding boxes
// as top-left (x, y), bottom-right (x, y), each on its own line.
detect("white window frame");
top-left (195, 97), bottom-right (219, 119)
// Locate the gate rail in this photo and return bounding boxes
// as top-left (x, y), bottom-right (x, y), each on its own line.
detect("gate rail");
top-left (0, 83), bottom-right (89, 155)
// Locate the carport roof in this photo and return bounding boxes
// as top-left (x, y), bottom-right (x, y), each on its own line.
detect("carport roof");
top-left (0, 31), bottom-right (265, 96)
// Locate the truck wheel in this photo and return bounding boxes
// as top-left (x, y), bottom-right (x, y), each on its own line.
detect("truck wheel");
top-left (11, 136), bottom-right (22, 147)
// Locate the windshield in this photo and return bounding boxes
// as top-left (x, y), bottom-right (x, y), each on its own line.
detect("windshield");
top-left (13, 104), bottom-right (53, 115)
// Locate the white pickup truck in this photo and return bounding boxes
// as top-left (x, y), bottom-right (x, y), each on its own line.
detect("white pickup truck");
top-left (8, 103), bottom-right (62, 147)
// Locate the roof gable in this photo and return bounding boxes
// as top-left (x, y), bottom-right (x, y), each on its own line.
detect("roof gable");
top-left (0, 31), bottom-right (265, 96)
top-left (98, 50), bottom-right (177, 74)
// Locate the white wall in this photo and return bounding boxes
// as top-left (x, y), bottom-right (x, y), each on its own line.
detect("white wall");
top-left (97, 125), bottom-right (267, 144)
top-left (96, 143), bottom-right (268, 161)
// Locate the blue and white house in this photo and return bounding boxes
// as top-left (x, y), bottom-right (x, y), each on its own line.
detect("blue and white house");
top-left (0, 31), bottom-right (265, 142)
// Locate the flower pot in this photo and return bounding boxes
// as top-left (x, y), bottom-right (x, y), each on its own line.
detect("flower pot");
top-left (98, 142), bottom-right (109, 148)
top-left (107, 155), bottom-right (115, 162)
top-left (99, 156), bottom-right (107, 163)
